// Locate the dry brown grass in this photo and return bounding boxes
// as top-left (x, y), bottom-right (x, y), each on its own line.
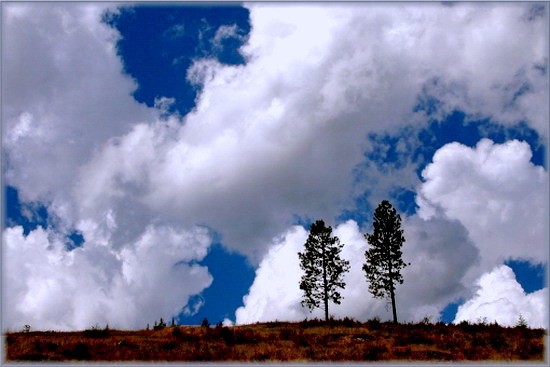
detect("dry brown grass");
top-left (4, 319), bottom-right (547, 362)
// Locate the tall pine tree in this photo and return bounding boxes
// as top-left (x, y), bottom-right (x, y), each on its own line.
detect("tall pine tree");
top-left (299, 220), bottom-right (350, 321)
top-left (363, 200), bottom-right (408, 323)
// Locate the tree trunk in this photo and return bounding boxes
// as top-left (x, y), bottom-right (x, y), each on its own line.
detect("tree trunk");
top-left (390, 284), bottom-right (397, 323)
top-left (387, 240), bottom-right (397, 323)
top-left (322, 246), bottom-right (329, 322)
top-left (324, 290), bottom-right (329, 322)
top-left (323, 264), bottom-right (329, 322)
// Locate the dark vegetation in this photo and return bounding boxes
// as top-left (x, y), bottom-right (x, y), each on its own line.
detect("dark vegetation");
top-left (5, 318), bottom-right (546, 362)
top-left (299, 219), bottom-right (350, 321)
top-left (363, 199), bottom-right (408, 323)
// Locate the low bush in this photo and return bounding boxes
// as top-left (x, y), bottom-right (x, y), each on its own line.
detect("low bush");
top-left (83, 328), bottom-right (109, 338)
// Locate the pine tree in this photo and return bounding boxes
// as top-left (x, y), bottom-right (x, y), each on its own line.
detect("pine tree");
top-left (516, 313), bottom-right (528, 328)
top-left (363, 200), bottom-right (408, 323)
top-left (299, 219), bottom-right (350, 321)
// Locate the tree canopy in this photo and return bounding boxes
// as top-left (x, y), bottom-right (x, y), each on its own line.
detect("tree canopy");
top-left (363, 200), bottom-right (408, 323)
top-left (299, 219), bottom-right (350, 321)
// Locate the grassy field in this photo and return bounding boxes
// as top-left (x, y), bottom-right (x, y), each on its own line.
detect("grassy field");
top-left (4, 318), bottom-right (547, 362)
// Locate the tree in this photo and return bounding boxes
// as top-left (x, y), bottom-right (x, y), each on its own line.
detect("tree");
top-left (299, 219), bottom-right (350, 322)
top-left (363, 200), bottom-right (408, 323)
top-left (516, 313), bottom-right (528, 328)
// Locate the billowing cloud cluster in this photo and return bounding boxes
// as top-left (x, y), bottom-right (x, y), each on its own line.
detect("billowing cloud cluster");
top-left (4, 225), bottom-right (211, 330)
top-left (454, 265), bottom-right (548, 328)
top-left (2, 2), bottom-right (548, 330)
top-left (418, 139), bottom-right (548, 275)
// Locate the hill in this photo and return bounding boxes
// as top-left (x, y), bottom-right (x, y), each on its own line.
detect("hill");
top-left (4, 318), bottom-right (547, 362)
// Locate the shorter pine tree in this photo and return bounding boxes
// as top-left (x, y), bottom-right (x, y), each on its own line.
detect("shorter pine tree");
top-left (299, 219), bottom-right (350, 322)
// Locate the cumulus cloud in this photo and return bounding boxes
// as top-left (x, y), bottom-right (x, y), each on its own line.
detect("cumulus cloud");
top-left (3, 225), bottom-right (212, 331)
top-left (417, 139), bottom-right (548, 275)
top-left (235, 226), bottom-right (310, 324)
top-left (5, 3), bottom-right (547, 258)
top-left (454, 265), bottom-right (548, 328)
top-left (3, 3), bottom-right (156, 213)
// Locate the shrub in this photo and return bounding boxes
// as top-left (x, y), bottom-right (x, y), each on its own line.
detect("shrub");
top-left (475, 317), bottom-right (488, 325)
top-left (299, 318), bottom-right (324, 328)
top-left (231, 328), bottom-right (259, 345)
top-left (220, 327), bottom-right (235, 345)
top-left (208, 325), bottom-right (235, 344)
top-left (45, 342), bottom-right (59, 352)
top-left (342, 316), bottom-right (359, 327)
top-left (363, 345), bottom-right (387, 360)
top-left (366, 317), bottom-right (381, 330)
top-left (70, 343), bottom-right (91, 360)
top-left (201, 318), bottom-right (210, 328)
top-left (154, 318), bottom-right (166, 330)
top-left (394, 333), bottom-right (434, 346)
top-left (83, 326), bottom-right (109, 338)
top-left (162, 342), bottom-right (177, 351)
top-left (279, 327), bottom-right (296, 341)
top-left (488, 334), bottom-right (508, 349)
top-left (458, 320), bottom-right (470, 328)
top-left (420, 315), bottom-right (431, 325)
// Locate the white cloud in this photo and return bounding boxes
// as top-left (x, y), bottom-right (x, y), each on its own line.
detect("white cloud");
top-left (454, 265), bottom-right (548, 328)
top-left (2, 2), bottom-right (156, 224)
top-left (417, 139), bottom-right (548, 275)
top-left (5, 3), bottom-right (547, 258)
top-left (235, 226), bottom-right (310, 324)
top-left (186, 58), bottom-right (222, 87)
top-left (154, 96), bottom-right (176, 116)
top-left (164, 23), bottom-right (185, 40)
top-left (212, 24), bottom-right (245, 49)
top-left (142, 2), bottom-right (547, 260)
top-left (3, 225), bottom-right (212, 331)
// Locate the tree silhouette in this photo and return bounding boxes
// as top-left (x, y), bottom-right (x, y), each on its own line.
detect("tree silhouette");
top-left (363, 200), bottom-right (408, 323)
top-left (299, 219), bottom-right (350, 321)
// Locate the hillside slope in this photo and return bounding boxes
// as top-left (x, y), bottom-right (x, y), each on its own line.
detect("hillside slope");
top-left (4, 319), bottom-right (547, 362)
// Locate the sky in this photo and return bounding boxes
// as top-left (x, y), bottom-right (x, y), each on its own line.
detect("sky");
top-left (1, 2), bottom-right (548, 331)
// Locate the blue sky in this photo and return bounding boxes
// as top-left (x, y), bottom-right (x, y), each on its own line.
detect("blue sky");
top-left (2, 3), bottom-right (548, 330)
